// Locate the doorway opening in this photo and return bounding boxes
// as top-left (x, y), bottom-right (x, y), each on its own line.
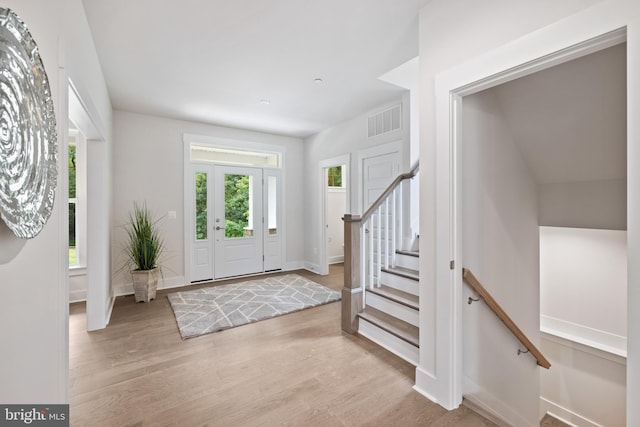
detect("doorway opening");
top-left (67, 81), bottom-right (109, 331)
top-left (456, 37), bottom-right (627, 426)
top-left (319, 154), bottom-right (350, 275)
top-left (326, 164), bottom-right (347, 264)
top-left (185, 139), bottom-right (283, 283)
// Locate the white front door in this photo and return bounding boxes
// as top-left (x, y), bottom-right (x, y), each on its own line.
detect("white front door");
top-left (190, 164), bottom-right (272, 281)
top-left (213, 165), bottom-right (264, 279)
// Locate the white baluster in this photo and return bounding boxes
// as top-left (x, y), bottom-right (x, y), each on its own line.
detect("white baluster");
top-left (384, 197), bottom-right (390, 270)
top-left (391, 187), bottom-right (397, 267)
top-left (360, 223), bottom-right (366, 308)
top-left (376, 206), bottom-right (382, 286)
top-left (368, 215), bottom-right (375, 288)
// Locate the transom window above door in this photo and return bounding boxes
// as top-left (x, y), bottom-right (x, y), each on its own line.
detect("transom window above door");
top-left (190, 144), bottom-right (281, 168)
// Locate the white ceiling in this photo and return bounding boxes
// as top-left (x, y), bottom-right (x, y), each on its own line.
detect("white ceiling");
top-left (491, 43), bottom-right (627, 184)
top-left (82, 0), bottom-right (427, 138)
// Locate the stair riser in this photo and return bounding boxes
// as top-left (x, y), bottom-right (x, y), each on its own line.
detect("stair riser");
top-left (381, 271), bottom-right (419, 296)
top-left (366, 291), bottom-right (419, 326)
top-left (395, 253), bottom-right (419, 271)
top-left (358, 319), bottom-right (419, 366)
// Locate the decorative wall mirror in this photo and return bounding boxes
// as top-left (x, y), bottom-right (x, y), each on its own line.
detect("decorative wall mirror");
top-left (0, 8), bottom-right (58, 239)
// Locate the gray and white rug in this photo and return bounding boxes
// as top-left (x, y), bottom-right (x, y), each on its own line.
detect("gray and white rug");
top-left (167, 274), bottom-right (341, 339)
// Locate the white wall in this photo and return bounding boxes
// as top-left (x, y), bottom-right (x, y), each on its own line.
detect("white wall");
top-left (303, 95), bottom-right (410, 271)
top-left (539, 227), bottom-right (627, 427)
top-left (539, 179), bottom-right (626, 230)
top-left (541, 227), bottom-right (627, 345)
top-left (111, 111), bottom-right (304, 291)
top-left (0, 0), bottom-right (112, 403)
top-left (540, 334), bottom-right (626, 427)
top-left (461, 90), bottom-right (541, 426)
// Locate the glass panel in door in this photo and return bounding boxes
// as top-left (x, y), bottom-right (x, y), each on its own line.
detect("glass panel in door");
top-left (195, 171), bottom-right (208, 240)
top-left (191, 168), bottom-right (213, 282)
top-left (264, 170), bottom-right (282, 271)
top-left (223, 173), bottom-right (252, 238)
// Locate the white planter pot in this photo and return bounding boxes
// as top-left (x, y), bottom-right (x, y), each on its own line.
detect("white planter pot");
top-left (131, 267), bottom-right (159, 303)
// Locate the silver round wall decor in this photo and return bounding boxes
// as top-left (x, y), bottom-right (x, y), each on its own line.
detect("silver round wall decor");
top-left (0, 8), bottom-right (57, 239)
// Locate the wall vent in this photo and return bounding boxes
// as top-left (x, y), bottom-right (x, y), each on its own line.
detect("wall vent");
top-left (367, 104), bottom-right (401, 138)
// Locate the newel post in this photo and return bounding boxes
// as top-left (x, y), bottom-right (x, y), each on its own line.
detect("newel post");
top-left (342, 214), bottom-right (363, 334)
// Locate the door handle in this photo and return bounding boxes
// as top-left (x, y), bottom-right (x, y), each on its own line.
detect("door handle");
top-left (215, 226), bottom-right (225, 231)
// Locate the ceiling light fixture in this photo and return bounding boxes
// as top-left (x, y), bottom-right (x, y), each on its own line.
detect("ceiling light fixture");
top-left (314, 78), bottom-right (323, 84)
top-left (259, 99), bottom-right (271, 105)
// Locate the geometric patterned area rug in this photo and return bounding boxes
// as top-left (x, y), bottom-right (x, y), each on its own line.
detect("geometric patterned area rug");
top-left (167, 274), bottom-right (341, 339)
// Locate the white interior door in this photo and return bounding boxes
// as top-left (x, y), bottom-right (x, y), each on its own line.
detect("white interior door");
top-left (213, 165), bottom-right (264, 279)
top-left (363, 151), bottom-right (400, 209)
top-left (191, 165), bottom-right (213, 282)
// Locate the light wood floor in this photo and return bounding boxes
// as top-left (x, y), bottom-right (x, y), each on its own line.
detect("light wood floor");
top-left (70, 265), bottom-right (496, 426)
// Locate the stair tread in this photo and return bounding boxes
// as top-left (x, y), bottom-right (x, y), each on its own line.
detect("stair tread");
top-left (367, 285), bottom-right (419, 310)
top-left (358, 307), bottom-right (419, 347)
top-left (396, 249), bottom-right (419, 258)
top-left (381, 265), bottom-right (419, 281)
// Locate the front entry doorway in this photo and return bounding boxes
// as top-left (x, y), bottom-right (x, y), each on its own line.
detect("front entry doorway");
top-left (191, 164), bottom-right (278, 281)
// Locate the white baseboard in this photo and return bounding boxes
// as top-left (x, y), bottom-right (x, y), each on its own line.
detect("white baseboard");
top-left (69, 289), bottom-right (87, 303)
top-left (283, 260), bottom-right (305, 271)
top-left (462, 397), bottom-right (511, 427)
top-left (328, 255), bottom-right (344, 264)
top-left (413, 367), bottom-right (457, 410)
top-left (113, 275), bottom-right (187, 297)
top-left (303, 262), bottom-right (320, 274)
top-left (463, 376), bottom-right (536, 427)
top-left (539, 397), bottom-right (601, 427)
top-left (105, 295), bottom-right (115, 326)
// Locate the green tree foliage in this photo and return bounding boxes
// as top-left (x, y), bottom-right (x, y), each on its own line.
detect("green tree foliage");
top-left (68, 145), bottom-right (76, 197)
top-left (193, 172), bottom-right (251, 240)
top-left (224, 174), bottom-right (249, 238)
top-left (68, 145), bottom-right (76, 246)
top-left (327, 166), bottom-right (342, 187)
top-left (195, 172), bottom-right (207, 240)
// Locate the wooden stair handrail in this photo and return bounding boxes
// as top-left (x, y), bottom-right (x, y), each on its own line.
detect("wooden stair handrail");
top-left (462, 268), bottom-right (551, 369)
top-left (361, 161), bottom-right (419, 223)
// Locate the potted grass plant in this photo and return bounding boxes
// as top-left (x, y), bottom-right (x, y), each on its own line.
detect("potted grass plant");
top-left (125, 201), bottom-right (164, 302)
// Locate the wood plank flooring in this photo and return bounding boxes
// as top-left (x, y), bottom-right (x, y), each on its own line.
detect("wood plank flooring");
top-left (70, 265), bottom-right (497, 426)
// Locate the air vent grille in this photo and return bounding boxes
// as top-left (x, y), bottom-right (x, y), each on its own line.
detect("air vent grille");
top-left (367, 104), bottom-right (401, 138)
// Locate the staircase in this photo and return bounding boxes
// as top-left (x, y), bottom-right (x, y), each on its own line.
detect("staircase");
top-left (342, 163), bottom-right (420, 365)
top-left (357, 249), bottom-right (419, 365)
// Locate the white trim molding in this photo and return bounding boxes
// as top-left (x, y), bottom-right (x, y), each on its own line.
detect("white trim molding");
top-left (541, 315), bottom-right (627, 359)
top-left (539, 398), bottom-right (602, 427)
